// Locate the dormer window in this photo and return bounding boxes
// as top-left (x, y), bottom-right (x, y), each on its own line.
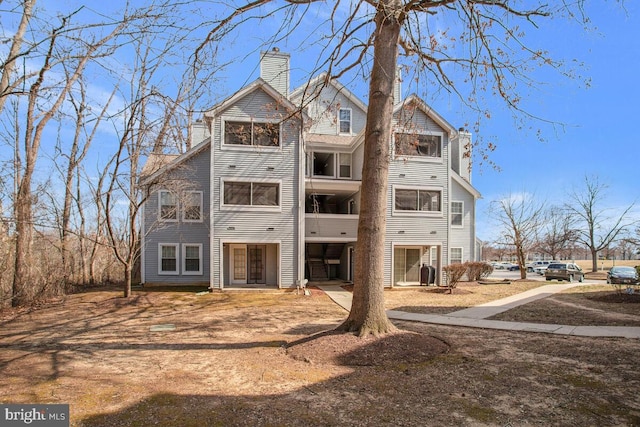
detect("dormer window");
top-left (338, 108), bottom-right (352, 134)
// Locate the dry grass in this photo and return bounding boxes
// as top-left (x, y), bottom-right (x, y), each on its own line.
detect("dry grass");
top-left (384, 281), bottom-right (545, 315)
top-left (1, 283), bottom-right (639, 426)
top-left (491, 284), bottom-right (640, 326)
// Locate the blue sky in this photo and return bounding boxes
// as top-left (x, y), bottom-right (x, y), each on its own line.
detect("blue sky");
top-left (468, 1), bottom-right (640, 240)
top-left (212, 1), bottom-right (640, 241)
top-left (5, 0), bottom-right (639, 241)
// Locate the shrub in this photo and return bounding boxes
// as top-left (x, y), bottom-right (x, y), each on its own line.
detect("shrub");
top-left (443, 264), bottom-right (468, 292)
top-left (465, 261), bottom-right (493, 281)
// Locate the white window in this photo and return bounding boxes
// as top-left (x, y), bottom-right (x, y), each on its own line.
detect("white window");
top-left (450, 247), bottom-right (463, 264)
top-left (183, 191), bottom-right (203, 222)
top-left (224, 120), bottom-right (280, 147)
top-left (182, 244), bottom-right (203, 275)
top-left (222, 180), bottom-right (280, 209)
top-left (158, 190), bottom-right (178, 221)
top-left (393, 187), bottom-right (442, 214)
top-left (339, 153), bottom-right (351, 178)
top-left (339, 108), bottom-right (352, 134)
top-left (451, 201), bottom-right (463, 227)
top-left (394, 132), bottom-right (442, 158)
top-left (158, 243), bottom-right (179, 275)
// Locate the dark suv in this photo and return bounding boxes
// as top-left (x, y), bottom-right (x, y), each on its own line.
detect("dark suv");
top-left (545, 262), bottom-right (584, 282)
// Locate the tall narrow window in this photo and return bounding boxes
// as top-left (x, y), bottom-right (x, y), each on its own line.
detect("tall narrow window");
top-left (451, 201), bottom-right (463, 227)
top-left (339, 108), bottom-right (352, 134)
top-left (339, 153), bottom-right (351, 178)
top-left (159, 191), bottom-right (178, 221)
top-left (183, 244), bottom-right (202, 275)
top-left (183, 191), bottom-right (203, 222)
top-left (450, 247), bottom-right (463, 264)
top-left (159, 244), bottom-right (179, 275)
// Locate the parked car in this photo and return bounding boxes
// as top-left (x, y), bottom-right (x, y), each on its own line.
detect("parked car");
top-left (533, 264), bottom-right (549, 275)
top-left (606, 266), bottom-right (639, 285)
top-left (494, 262), bottom-right (519, 271)
top-left (526, 260), bottom-right (551, 273)
top-left (545, 262), bottom-right (584, 282)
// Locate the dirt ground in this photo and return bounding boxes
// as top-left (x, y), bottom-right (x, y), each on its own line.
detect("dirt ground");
top-left (1, 281), bottom-right (639, 426)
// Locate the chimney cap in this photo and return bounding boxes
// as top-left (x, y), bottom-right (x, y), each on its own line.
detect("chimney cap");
top-left (272, 47), bottom-right (280, 52)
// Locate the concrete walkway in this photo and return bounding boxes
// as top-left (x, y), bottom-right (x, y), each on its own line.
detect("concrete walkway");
top-left (317, 284), bottom-right (640, 339)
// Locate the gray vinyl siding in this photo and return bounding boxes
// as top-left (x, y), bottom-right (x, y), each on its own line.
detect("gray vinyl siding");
top-left (300, 84), bottom-right (366, 136)
top-left (450, 178), bottom-right (476, 263)
top-left (143, 147), bottom-right (211, 285)
top-left (212, 87), bottom-right (301, 288)
top-left (384, 107), bottom-right (451, 283)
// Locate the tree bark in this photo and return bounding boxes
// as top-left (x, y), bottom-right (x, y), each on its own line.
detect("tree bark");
top-left (337, 0), bottom-right (402, 336)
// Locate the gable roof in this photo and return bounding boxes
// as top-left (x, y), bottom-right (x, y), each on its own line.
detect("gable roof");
top-left (139, 138), bottom-right (210, 186)
top-left (452, 172), bottom-right (482, 199)
top-left (290, 72), bottom-right (369, 115)
top-left (205, 78), bottom-right (301, 119)
top-left (394, 94), bottom-right (457, 136)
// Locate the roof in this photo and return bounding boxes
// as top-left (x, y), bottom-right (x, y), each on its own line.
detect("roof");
top-left (394, 94), bottom-right (457, 136)
top-left (205, 78), bottom-right (302, 119)
top-left (290, 72), bottom-right (369, 114)
top-left (452, 172), bottom-right (482, 199)
top-left (139, 138), bottom-right (210, 186)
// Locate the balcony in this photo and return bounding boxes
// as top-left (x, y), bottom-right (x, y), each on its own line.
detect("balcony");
top-left (305, 214), bottom-right (358, 240)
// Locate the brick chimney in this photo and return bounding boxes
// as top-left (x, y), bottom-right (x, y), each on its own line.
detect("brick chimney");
top-left (260, 48), bottom-right (290, 98)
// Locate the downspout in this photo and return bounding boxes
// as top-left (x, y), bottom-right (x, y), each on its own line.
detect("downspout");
top-left (209, 119), bottom-right (216, 291)
top-left (298, 123), bottom-right (306, 285)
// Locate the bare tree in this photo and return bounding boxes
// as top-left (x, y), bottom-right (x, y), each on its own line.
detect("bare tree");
top-left (566, 175), bottom-right (636, 272)
top-left (10, 11), bottom-right (129, 305)
top-left (197, 0), bottom-right (594, 335)
top-left (489, 193), bottom-right (545, 279)
top-left (535, 206), bottom-right (578, 260)
top-left (101, 3), bottom-right (222, 298)
top-left (0, 0), bottom-right (35, 115)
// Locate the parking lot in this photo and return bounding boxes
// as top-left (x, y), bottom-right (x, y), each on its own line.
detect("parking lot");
top-left (488, 268), bottom-right (602, 283)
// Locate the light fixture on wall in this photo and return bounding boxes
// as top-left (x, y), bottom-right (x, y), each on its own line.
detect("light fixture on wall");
top-left (227, 226), bottom-right (235, 230)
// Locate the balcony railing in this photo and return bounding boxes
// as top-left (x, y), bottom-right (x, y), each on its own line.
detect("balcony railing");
top-left (305, 213), bottom-right (358, 240)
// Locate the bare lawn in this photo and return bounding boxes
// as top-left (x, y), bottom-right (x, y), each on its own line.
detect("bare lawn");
top-left (1, 281), bottom-right (639, 426)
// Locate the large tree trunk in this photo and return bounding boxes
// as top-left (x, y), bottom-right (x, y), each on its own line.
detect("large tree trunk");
top-left (13, 181), bottom-right (33, 307)
top-left (337, 1), bottom-right (402, 336)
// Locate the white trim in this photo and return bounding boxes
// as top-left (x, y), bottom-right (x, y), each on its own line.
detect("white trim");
top-left (451, 200), bottom-right (464, 228)
top-left (338, 107), bottom-right (352, 135)
top-left (158, 243), bottom-right (179, 275)
top-left (450, 247), bottom-right (464, 264)
top-left (182, 243), bottom-right (203, 275)
top-left (392, 185), bottom-right (444, 217)
top-left (305, 236), bottom-right (354, 243)
top-left (158, 190), bottom-right (179, 222)
top-left (182, 191), bottom-right (204, 223)
top-left (220, 177), bottom-right (282, 212)
top-left (220, 116), bottom-right (282, 152)
top-left (392, 131), bottom-right (444, 164)
top-left (338, 152), bottom-right (352, 179)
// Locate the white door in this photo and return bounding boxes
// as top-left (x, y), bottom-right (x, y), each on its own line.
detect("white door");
top-left (229, 244), bottom-right (247, 285)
